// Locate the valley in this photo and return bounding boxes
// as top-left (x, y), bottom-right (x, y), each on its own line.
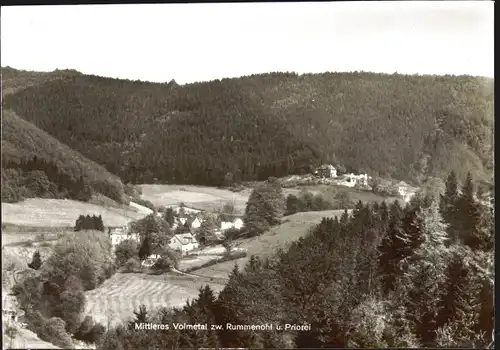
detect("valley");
top-left (1, 66), bottom-right (493, 349)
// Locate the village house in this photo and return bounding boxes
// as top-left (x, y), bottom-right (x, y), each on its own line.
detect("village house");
top-left (168, 232), bottom-right (199, 255)
top-left (188, 217), bottom-right (202, 229)
top-left (315, 164), bottom-right (337, 178)
top-left (108, 227), bottom-right (140, 247)
top-left (107, 225), bottom-right (129, 235)
top-left (394, 181), bottom-right (418, 203)
top-left (172, 205), bottom-right (202, 215)
top-left (218, 214), bottom-right (244, 231)
top-left (335, 173), bottom-right (370, 188)
top-left (233, 218), bottom-right (244, 230)
top-left (220, 221), bottom-right (234, 231)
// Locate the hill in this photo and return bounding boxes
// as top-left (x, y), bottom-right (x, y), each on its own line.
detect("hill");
top-left (1, 198), bottom-right (148, 227)
top-left (1, 110), bottom-right (126, 203)
top-left (194, 209), bottom-right (349, 279)
top-left (1, 66), bottom-right (82, 98)
top-left (3, 69), bottom-right (494, 187)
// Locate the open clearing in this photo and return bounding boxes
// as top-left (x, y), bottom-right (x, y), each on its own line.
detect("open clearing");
top-left (195, 209), bottom-right (349, 279)
top-left (2, 198), bottom-right (148, 227)
top-left (84, 273), bottom-right (224, 327)
top-left (139, 184), bottom-right (252, 214)
top-left (139, 183), bottom-right (396, 215)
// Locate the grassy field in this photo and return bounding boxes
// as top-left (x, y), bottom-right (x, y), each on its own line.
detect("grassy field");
top-left (139, 184), bottom-right (253, 214)
top-left (299, 184), bottom-right (399, 204)
top-left (2, 198), bottom-right (148, 227)
top-left (84, 273), bottom-right (224, 327)
top-left (139, 183), bottom-right (397, 215)
top-left (195, 209), bottom-right (349, 279)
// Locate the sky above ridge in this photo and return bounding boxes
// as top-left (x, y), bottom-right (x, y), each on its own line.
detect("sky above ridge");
top-left (1, 1), bottom-right (494, 84)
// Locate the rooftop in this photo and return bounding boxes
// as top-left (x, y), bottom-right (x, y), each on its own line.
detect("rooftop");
top-left (172, 233), bottom-right (197, 245)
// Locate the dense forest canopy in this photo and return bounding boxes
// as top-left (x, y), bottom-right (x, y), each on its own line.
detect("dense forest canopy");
top-left (1, 110), bottom-right (126, 203)
top-left (2, 68), bottom-right (493, 188)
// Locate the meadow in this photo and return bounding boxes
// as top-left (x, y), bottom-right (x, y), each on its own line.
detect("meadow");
top-left (195, 209), bottom-right (349, 279)
top-left (139, 184), bottom-right (252, 214)
top-left (2, 198), bottom-right (148, 227)
top-left (139, 183), bottom-right (397, 215)
top-left (83, 273), bottom-right (224, 327)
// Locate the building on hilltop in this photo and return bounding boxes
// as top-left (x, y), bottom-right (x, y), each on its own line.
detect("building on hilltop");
top-left (315, 164), bottom-right (337, 178)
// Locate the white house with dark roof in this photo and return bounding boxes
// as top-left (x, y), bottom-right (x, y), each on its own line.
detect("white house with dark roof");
top-left (109, 231), bottom-right (140, 248)
top-left (315, 164), bottom-right (337, 178)
top-left (168, 233), bottom-right (199, 255)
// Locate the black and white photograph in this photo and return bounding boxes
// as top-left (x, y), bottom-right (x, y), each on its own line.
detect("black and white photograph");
top-left (1, 1), bottom-right (494, 349)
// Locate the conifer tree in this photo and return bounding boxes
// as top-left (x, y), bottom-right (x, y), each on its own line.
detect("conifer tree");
top-left (415, 200), bottom-right (449, 267)
top-left (75, 215), bottom-right (85, 231)
top-left (285, 194), bottom-right (301, 215)
top-left (403, 262), bottom-right (442, 346)
top-left (339, 208), bottom-right (350, 228)
top-left (456, 172), bottom-right (482, 250)
top-left (435, 251), bottom-right (483, 348)
top-left (28, 250), bottom-right (43, 270)
top-left (97, 215), bottom-right (105, 231)
top-left (436, 246), bottom-right (480, 333)
top-left (398, 208), bottom-right (424, 271)
top-left (440, 171), bottom-right (460, 240)
top-left (138, 234), bottom-right (152, 261)
top-left (243, 179), bottom-right (285, 236)
top-left (128, 305), bottom-right (149, 329)
top-left (164, 207), bottom-right (175, 227)
top-left (378, 202), bottom-right (405, 293)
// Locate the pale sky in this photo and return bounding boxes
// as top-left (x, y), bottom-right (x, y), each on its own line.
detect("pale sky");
top-left (1, 1), bottom-right (494, 84)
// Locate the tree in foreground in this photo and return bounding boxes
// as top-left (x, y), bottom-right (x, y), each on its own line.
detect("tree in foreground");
top-left (243, 178), bottom-right (285, 236)
top-left (164, 207), bottom-right (175, 227)
top-left (114, 239), bottom-right (139, 267)
top-left (28, 250), bottom-right (43, 270)
top-left (128, 305), bottom-right (149, 329)
top-left (138, 234), bottom-right (152, 261)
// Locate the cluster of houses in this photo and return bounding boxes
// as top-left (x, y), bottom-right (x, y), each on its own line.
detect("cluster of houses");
top-left (314, 164), bottom-right (370, 188)
top-left (314, 164), bottom-right (418, 202)
top-left (107, 204), bottom-right (245, 266)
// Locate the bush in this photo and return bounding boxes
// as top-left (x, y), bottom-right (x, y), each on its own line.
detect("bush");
top-left (114, 239), bottom-right (139, 267)
top-left (152, 256), bottom-right (174, 272)
top-left (74, 316), bottom-right (106, 344)
top-left (39, 317), bottom-right (74, 349)
top-left (20, 240), bottom-right (34, 247)
top-left (131, 198), bottom-right (156, 211)
top-left (28, 250), bottom-right (43, 270)
top-left (122, 257), bottom-right (143, 273)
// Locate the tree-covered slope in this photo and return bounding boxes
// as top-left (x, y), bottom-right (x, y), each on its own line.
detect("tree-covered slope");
top-left (2, 70), bottom-right (493, 186)
top-left (1, 110), bottom-right (126, 203)
top-left (1, 66), bottom-right (82, 98)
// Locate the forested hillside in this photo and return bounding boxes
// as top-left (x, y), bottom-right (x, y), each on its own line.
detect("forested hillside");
top-left (1, 110), bottom-right (126, 203)
top-left (1, 66), bottom-right (82, 97)
top-left (3, 69), bottom-right (493, 186)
